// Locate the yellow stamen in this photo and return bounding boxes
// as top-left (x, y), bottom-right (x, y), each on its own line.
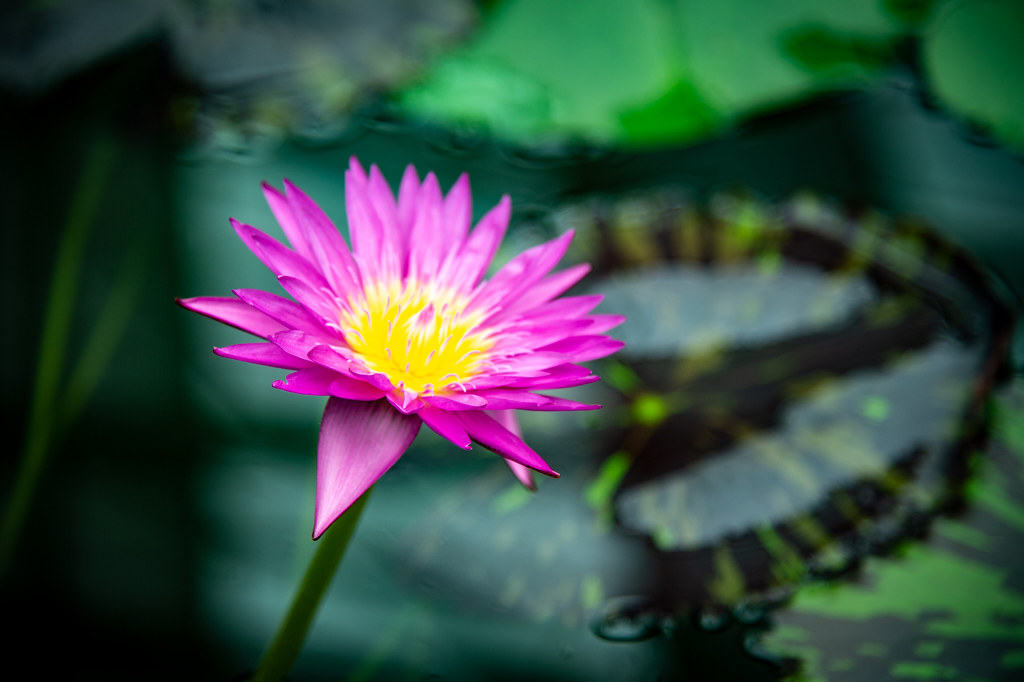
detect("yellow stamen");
top-left (340, 280), bottom-right (493, 395)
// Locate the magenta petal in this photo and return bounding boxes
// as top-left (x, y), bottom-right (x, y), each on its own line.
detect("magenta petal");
top-left (308, 344), bottom-right (355, 374)
top-left (471, 230), bottom-right (575, 315)
top-left (441, 173), bottom-right (472, 247)
top-left (273, 366), bottom-right (338, 394)
top-left (349, 164), bottom-right (402, 283)
top-left (406, 173), bottom-right (445, 282)
top-left (385, 389), bottom-right (425, 414)
top-left (521, 369), bottom-right (602, 390)
top-left (314, 398), bottom-right (421, 539)
top-left (489, 319), bottom-right (595, 353)
top-left (540, 336), bottom-right (626, 362)
top-left (423, 393), bottom-right (488, 411)
top-left (232, 219), bottom-right (333, 293)
top-left (505, 460), bottom-right (537, 490)
top-left (585, 314), bottom-right (627, 334)
top-left (443, 196), bottom-right (510, 290)
top-left (232, 288), bottom-right (320, 332)
top-left (347, 368), bottom-right (396, 393)
top-left (329, 375), bottom-right (386, 401)
top-left (472, 390), bottom-right (551, 409)
top-left (214, 342), bottom-right (313, 369)
top-left (418, 405), bottom-right (472, 449)
top-left (283, 179), bottom-right (362, 295)
top-left (490, 411), bottom-right (536, 490)
top-left (474, 390), bottom-right (595, 411)
top-left (275, 274), bottom-right (341, 323)
top-left (492, 264), bottom-right (593, 322)
top-left (177, 296), bottom-right (286, 338)
top-left (455, 410), bottom-right (559, 478)
top-left (396, 164), bottom-right (421, 242)
top-left (495, 351), bottom-right (571, 374)
top-left (519, 394), bottom-right (600, 411)
top-left (516, 294), bottom-right (605, 324)
top-left (262, 181), bottom-right (309, 260)
top-left (270, 329), bottom-right (338, 360)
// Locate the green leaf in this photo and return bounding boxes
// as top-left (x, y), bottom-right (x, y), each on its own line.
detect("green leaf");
top-left (923, 0), bottom-right (1024, 152)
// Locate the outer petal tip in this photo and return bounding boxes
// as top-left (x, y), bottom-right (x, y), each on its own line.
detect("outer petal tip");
top-left (313, 398), bottom-right (421, 538)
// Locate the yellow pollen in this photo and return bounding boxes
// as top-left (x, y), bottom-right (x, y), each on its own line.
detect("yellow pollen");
top-left (340, 281), bottom-right (493, 394)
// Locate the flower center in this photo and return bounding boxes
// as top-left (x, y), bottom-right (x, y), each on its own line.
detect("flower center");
top-left (340, 281), bottom-right (494, 395)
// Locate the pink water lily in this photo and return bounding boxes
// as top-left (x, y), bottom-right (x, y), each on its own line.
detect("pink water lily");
top-left (180, 158), bottom-right (623, 538)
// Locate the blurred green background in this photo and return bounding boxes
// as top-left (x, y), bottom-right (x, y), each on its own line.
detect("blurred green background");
top-left (3, 0), bottom-right (1024, 680)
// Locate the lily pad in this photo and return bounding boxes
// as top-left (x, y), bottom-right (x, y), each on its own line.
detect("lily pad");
top-left (395, 186), bottom-right (1014, 641)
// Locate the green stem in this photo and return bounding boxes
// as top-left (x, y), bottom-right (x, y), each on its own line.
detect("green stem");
top-left (0, 135), bottom-right (115, 577)
top-left (251, 489), bottom-right (373, 682)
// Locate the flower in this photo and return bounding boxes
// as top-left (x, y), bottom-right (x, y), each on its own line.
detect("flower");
top-left (179, 158), bottom-right (624, 538)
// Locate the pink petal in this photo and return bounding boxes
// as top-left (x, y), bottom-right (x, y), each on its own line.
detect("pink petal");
top-left (476, 390), bottom-right (599, 411)
top-left (314, 398), bottom-right (421, 539)
top-left (490, 411), bottom-right (536, 490)
top-left (585, 314), bottom-right (627, 334)
top-left (493, 351), bottom-right (571, 374)
top-left (232, 288), bottom-right (321, 332)
top-left (348, 366), bottom-right (397, 393)
top-left (308, 344), bottom-right (356, 375)
top-left (467, 364), bottom-right (600, 391)
top-left (396, 164), bottom-right (421, 244)
top-left (275, 365), bottom-right (381, 401)
top-left (273, 366), bottom-right (338, 394)
top-left (262, 181), bottom-right (308, 259)
top-left (469, 230), bottom-right (575, 317)
top-left (512, 294), bottom-right (604, 325)
top-left (515, 394), bottom-right (600, 411)
top-left (539, 336), bottom-right (626, 362)
top-left (406, 173), bottom-right (445, 282)
top-left (232, 219), bottom-right (332, 293)
top-left (455, 410), bottom-right (559, 478)
top-left (440, 195), bottom-right (511, 291)
top-left (468, 366), bottom-right (602, 387)
top-left (491, 263), bottom-right (593, 323)
top-left (488, 319), bottom-right (596, 354)
top-left (276, 274), bottom-right (343, 324)
top-left (418, 405), bottom-right (472, 449)
top-left (269, 329), bottom-right (339, 360)
top-left (283, 180), bottom-right (362, 296)
top-left (423, 393), bottom-right (488, 411)
top-left (441, 173), bottom-right (472, 247)
top-left (474, 390), bottom-right (553, 409)
top-left (519, 367), bottom-right (602, 390)
top-left (505, 460), bottom-right (537, 490)
top-left (176, 296), bottom-right (286, 339)
top-left (385, 388), bottom-right (425, 414)
top-left (330, 375), bottom-right (387, 401)
top-left (347, 163), bottom-right (403, 283)
top-left (214, 342), bottom-right (314, 369)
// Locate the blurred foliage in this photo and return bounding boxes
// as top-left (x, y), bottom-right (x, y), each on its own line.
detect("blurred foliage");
top-left (881, 0), bottom-right (940, 26)
top-left (397, 0), bottom-right (1024, 154)
top-left (397, 0), bottom-right (906, 147)
top-left (921, 0), bottom-right (1024, 152)
top-left (6, 0), bottom-right (1020, 154)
